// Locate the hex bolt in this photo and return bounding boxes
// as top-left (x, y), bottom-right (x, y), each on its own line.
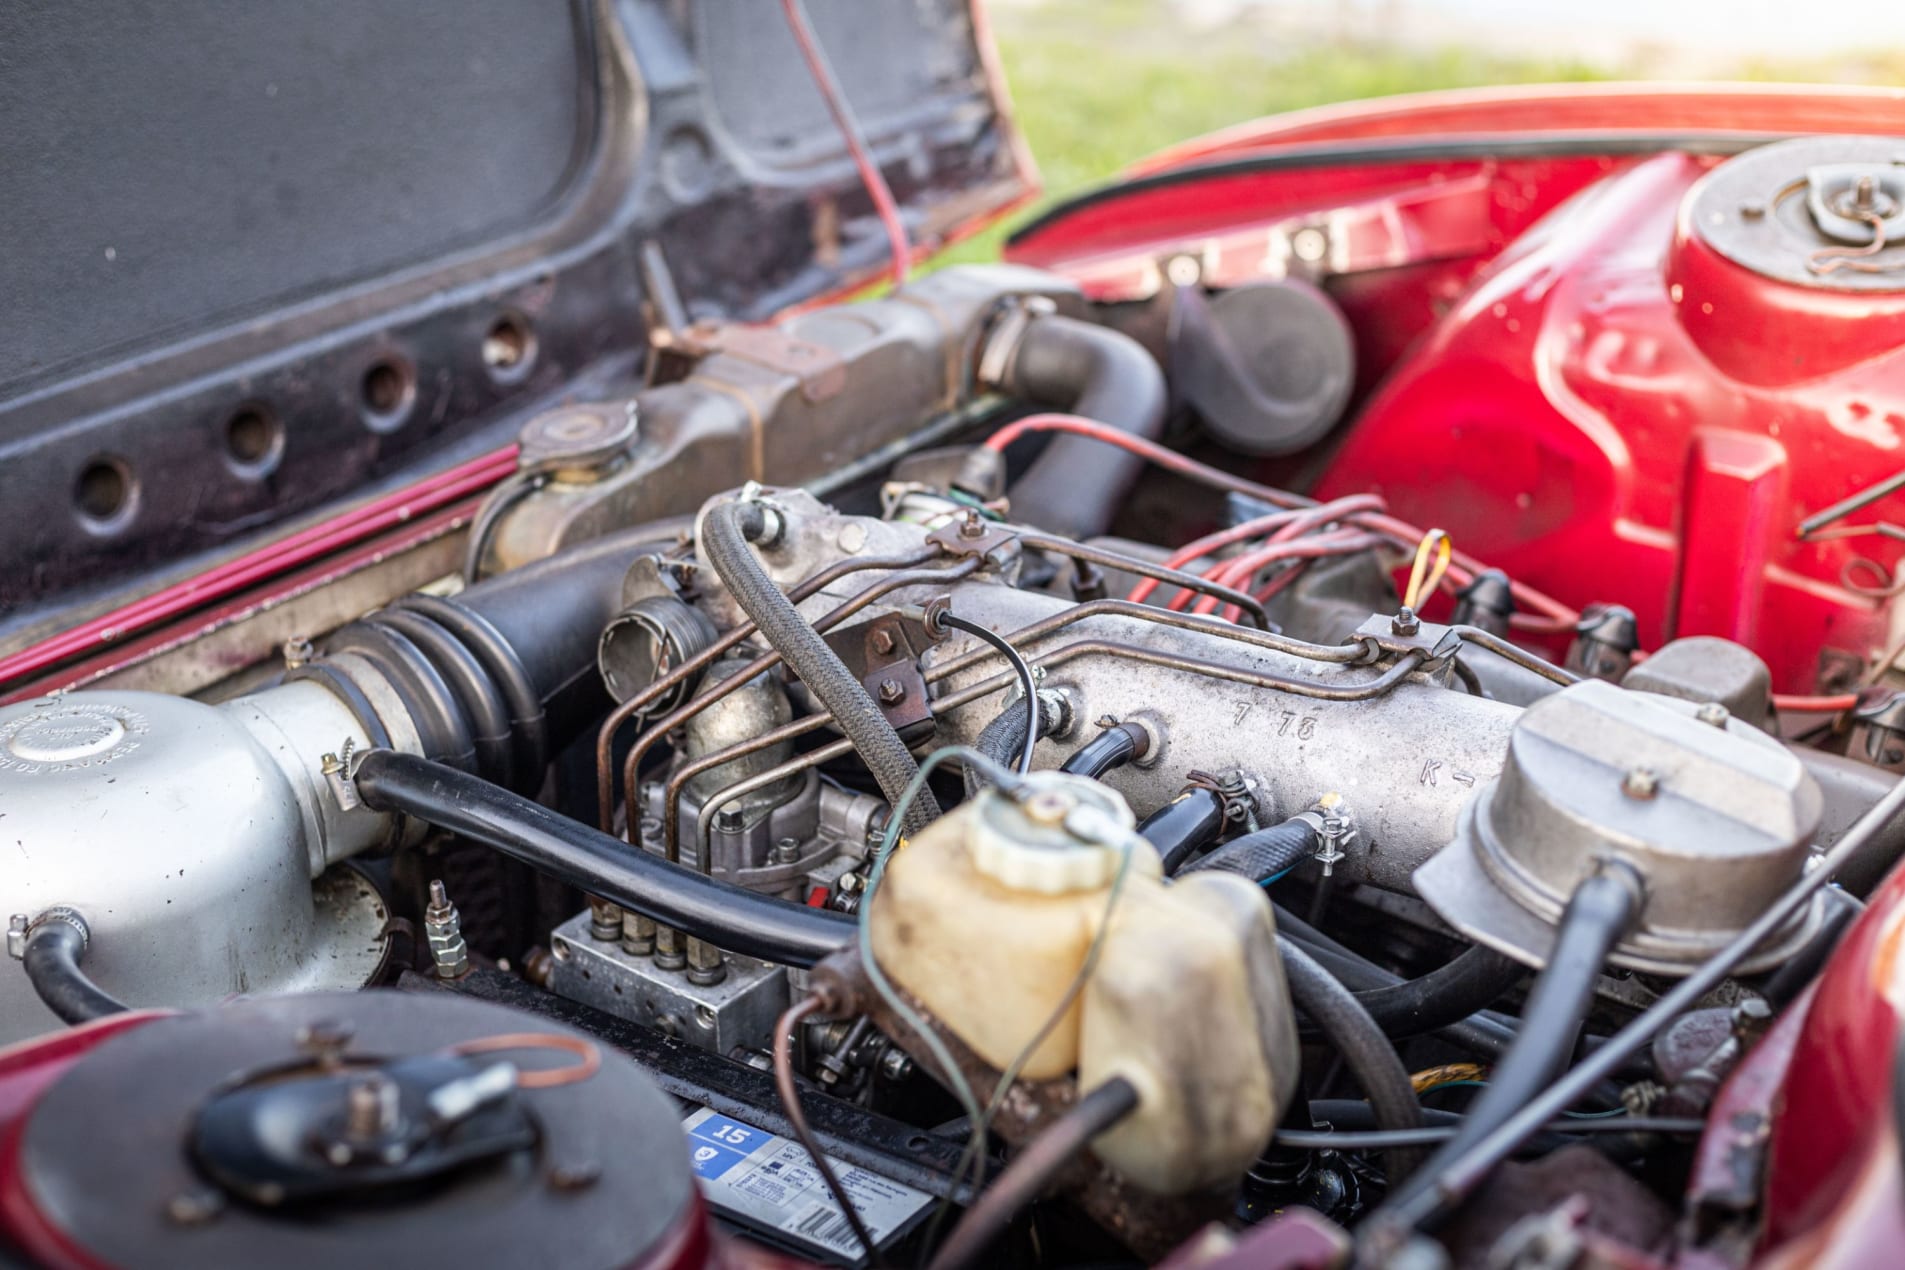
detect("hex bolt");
top-left (424, 879), bottom-right (470, 979)
top-left (1621, 766), bottom-right (1660, 800)
top-left (653, 924), bottom-right (688, 971)
top-left (280, 635), bottom-right (314, 669)
top-left (958, 507), bottom-right (986, 539)
top-left (587, 898), bottom-right (623, 943)
top-left (878, 1047), bottom-right (915, 1082)
top-left (622, 911), bottom-right (658, 957)
top-left (295, 1018), bottom-right (356, 1066)
top-left (877, 678), bottom-right (906, 705)
top-left (1391, 607), bottom-right (1420, 636)
top-left (774, 837), bottom-right (802, 865)
top-left (345, 1073), bottom-right (401, 1140)
top-left (1695, 702), bottom-right (1731, 728)
top-left (685, 936), bottom-right (728, 987)
top-left (870, 627), bottom-right (897, 656)
top-left (714, 807), bottom-right (747, 834)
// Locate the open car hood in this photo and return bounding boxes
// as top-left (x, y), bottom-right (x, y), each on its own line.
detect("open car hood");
top-left (0, 0), bottom-right (1032, 641)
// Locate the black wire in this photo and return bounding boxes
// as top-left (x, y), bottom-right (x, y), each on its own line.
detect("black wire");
top-left (1277, 1117), bottom-right (1703, 1151)
top-left (937, 613), bottom-right (1039, 774)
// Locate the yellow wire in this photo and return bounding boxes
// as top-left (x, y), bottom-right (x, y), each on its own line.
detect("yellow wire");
top-left (1410, 1061), bottom-right (1488, 1095)
top-left (1402, 528), bottom-right (1452, 609)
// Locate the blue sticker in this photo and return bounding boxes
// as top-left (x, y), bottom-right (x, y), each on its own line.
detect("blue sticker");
top-left (687, 1139), bottom-right (750, 1180)
top-left (689, 1113), bottom-right (766, 1153)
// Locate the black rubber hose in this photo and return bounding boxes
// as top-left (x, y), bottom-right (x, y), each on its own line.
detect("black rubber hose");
top-left (1141, 789), bottom-right (1227, 874)
top-left (1381, 865), bottom-right (1642, 1218)
top-left (1273, 906), bottom-right (1526, 1055)
top-left (326, 619), bottom-right (478, 771)
top-left (1277, 935), bottom-right (1424, 1179)
top-left (939, 613), bottom-right (1039, 776)
top-left (963, 694), bottom-right (1064, 800)
top-left (1181, 815), bottom-right (1318, 882)
top-left (1352, 945), bottom-right (1526, 1041)
top-left (1760, 885), bottom-right (1863, 1010)
top-left (320, 525), bottom-right (679, 787)
top-left (448, 524), bottom-right (685, 744)
top-left (351, 750), bottom-right (853, 967)
top-left (22, 913), bottom-right (126, 1025)
top-left (373, 608), bottom-right (516, 791)
top-left (926, 1076), bottom-right (1141, 1270)
top-left (1059, 721), bottom-right (1149, 780)
top-left (997, 315), bottom-right (1168, 540)
top-left (395, 593), bottom-right (548, 785)
top-left (701, 500), bottom-right (938, 835)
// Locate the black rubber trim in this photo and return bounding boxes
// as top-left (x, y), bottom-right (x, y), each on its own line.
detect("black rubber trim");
top-left (1009, 130), bottom-right (1792, 249)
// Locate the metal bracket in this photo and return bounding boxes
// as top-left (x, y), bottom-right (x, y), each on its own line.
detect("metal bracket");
top-left (925, 510), bottom-right (1019, 564)
top-left (679, 320), bottom-right (848, 404)
top-left (1352, 611), bottom-right (1463, 667)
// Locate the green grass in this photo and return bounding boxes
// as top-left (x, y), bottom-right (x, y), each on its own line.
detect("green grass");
top-left (933, 1), bottom-right (1905, 266)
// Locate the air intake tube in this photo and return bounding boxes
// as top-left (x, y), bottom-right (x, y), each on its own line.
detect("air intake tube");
top-left (302, 526), bottom-right (675, 792)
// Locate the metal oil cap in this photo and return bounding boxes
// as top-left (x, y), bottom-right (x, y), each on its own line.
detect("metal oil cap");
top-left (966, 771), bottom-right (1159, 894)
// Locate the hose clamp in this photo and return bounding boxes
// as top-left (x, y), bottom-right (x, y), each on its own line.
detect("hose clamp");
top-left (26, 906), bottom-right (90, 951)
top-left (975, 295), bottom-right (1057, 390)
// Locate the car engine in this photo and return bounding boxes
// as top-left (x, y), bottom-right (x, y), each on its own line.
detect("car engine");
top-left (6, 9), bottom-right (1905, 1268)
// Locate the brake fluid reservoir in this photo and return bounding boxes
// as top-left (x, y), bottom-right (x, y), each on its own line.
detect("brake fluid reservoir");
top-left (1079, 870), bottom-right (1298, 1193)
top-left (869, 771), bottom-right (1160, 1079)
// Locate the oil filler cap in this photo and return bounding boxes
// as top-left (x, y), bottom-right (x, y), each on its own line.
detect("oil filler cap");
top-left (966, 771), bottom-right (1159, 894)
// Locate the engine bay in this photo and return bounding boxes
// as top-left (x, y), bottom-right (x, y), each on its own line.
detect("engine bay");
top-left (8, 25), bottom-right (1905, 1267)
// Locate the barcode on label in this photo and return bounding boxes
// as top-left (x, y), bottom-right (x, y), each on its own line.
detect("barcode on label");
top-left (794, 1202), bottom-right (859, 1253)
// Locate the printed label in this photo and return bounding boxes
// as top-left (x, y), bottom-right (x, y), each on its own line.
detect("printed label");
top-left (682, 1107), bottom-right (934, 1264)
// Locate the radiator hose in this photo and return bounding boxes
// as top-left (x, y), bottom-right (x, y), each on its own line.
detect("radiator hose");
top-left (993, 314), bottom-right (1168, 540)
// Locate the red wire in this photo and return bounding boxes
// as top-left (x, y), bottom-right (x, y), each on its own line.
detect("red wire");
top-left (780, 0), bottom-right (911, 287)
top-left (985, 414), bottom-right (1580, 632)
top-left (1773, 693), bottom-right (1859, 713)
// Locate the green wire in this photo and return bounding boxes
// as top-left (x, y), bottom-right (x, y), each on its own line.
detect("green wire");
top-left (855, 744), bottom-right (1143, 1260)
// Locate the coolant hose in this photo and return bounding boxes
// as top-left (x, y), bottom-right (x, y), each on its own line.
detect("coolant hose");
top-left (1351, 944), bottom-right (1526, 1040)
top-left (1141, 789), bottom-right (1227, 873)
top-left (350, 749), bottom-right (853, 967)
top-left (964, 693), bottom-right (1065, 799)
top-left (1277, 935), bottom-right (1424, 1179)
top-left (997, 315), bottom-right (1168, 540)
top-left (21, 911), bottom-right (127, 1025)
top-left (1180, 815), bottom-right (1319, 882)
top-left (701, 500), bottom-right (938, 835)
top-left (1381, 863), bottom-right (1642, 1217)
top-left (1059, 720), bottom-right (1149, 779)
